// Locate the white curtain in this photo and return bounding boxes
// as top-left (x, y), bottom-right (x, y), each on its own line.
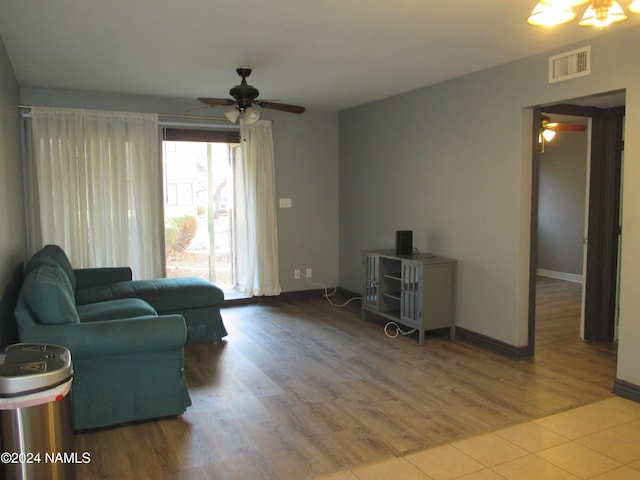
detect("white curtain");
top-left (25, 107), bottom-right (163, 279)
top-left (236, 119), bottom-right (281, 296)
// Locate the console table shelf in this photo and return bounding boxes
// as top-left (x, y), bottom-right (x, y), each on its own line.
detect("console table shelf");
top-left (362, 249), bottom-right (456, 345)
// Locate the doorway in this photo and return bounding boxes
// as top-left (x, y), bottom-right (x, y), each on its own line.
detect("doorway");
top-left (162, 127), bottom-right (244, 299)
top-left (528, 97), bottom-right (625, 356)
top-left (535, 112), bottom-right (589, 348)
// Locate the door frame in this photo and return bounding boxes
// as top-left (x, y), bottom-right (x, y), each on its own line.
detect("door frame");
top-left (527, 103), bottom-right (624, 356)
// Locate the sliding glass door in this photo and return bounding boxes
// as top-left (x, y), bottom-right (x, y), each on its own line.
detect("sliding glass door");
top-left (162, 139), bottom-right (237, 294)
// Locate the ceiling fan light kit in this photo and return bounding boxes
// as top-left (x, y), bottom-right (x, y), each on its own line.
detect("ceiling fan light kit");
top-left (527, 3), bottom-right (576, 26)
top-left (224, 107), bottom-right (241, 124)
top-left (580, 1), bottom-right (627, 26)
top-left (528, 0), bottom-right (639, 27)
top-left (244, 106), bottom-right (261, 124)
top-left (541, 128), bottom-right (557, 142)
top-left (198, 68), bottom-right (306, 124)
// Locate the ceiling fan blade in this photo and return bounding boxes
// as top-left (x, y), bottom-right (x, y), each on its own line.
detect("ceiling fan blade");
top-left (197, 97), bottom-right (236, 107)
top-left (256, 101), bottom-right (306, 114)
top-left (546, 123), bottom-right (587, 132)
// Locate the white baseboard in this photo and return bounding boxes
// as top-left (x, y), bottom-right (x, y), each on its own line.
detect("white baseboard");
top-left (537, 268), bottom-right (583, 284)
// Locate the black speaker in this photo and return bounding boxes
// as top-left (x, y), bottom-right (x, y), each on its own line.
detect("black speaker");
top-left (395, 230), bottom-right (413, 255)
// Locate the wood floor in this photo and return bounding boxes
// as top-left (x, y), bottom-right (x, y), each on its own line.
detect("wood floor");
top-left (73, 278), bottom-right (618, 479)
top-left (535, 275), bottom-right (583, 347)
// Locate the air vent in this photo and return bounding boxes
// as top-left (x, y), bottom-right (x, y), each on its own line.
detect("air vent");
top-left (549, 46), bottom-right (591, 83)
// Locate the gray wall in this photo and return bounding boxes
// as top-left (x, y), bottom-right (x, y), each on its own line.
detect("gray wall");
top-left (339, 26), bottom-right (640, 388)
top-left (19, 88), bottom-right (340, 294)
top-left (0, 35), bottom-right (26, 291)
top-left (537, 129), bottom-right (588, 277)
top-left (9, 26), bottom-right (640, 390)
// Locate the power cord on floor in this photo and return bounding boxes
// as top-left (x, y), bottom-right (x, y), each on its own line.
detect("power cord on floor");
top-left (384, 322), bottom-right (417, 339)
top-left (304, 276), bottom-right (362, 308)
top-left (304, 277), bottom-right (416, 339)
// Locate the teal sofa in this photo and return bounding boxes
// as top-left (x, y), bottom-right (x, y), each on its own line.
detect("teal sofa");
top-left (26, 245), bottom-right (227, 345)
top-left (14, 245), bottom-right (226, 430)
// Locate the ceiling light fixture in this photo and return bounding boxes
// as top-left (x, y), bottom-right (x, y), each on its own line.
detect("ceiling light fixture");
top-left (528, 3), bottom-right (576, 26)
top-left (538, 117), bottom-right (557, 146)
top-left (224, 105), bottom-right (261, 125)
top-left (527, 0), bottom-right (639, 28)
top-left (244, 106), bottom-right (261, 124)
top-left (542, 128), bottom-right (557, 142)
top-left (538, 127), bottom-right (556, 153)
top-left (580, 1), bottom-right (627, 26)
top-left (224, 107), bottom-right (241, 124)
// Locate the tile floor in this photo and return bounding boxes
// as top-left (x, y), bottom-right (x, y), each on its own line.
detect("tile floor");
top-left (316, 396), bottom-right (640, 480)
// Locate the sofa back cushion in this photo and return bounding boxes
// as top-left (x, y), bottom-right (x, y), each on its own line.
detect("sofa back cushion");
top-left (26, 245), bottom-right (76, 290)
top-left (22, 265), bottom-right (79, 325)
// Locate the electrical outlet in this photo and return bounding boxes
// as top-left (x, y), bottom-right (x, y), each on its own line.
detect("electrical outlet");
top-left (294, 269), bottom-right (301, 279)
top-left (305, 268), bottom-right (312, 278)
top-left (279, 198), bottom-right (292, 208)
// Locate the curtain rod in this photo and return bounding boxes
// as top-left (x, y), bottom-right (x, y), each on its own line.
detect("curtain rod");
top-left (158, 113), bottom-right (227, 122)
top-left (18, 105), bottom-right (227, 122)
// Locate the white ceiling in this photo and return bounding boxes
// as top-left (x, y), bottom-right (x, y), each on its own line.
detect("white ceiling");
top-left (0, 0), bottom-right (638, 111)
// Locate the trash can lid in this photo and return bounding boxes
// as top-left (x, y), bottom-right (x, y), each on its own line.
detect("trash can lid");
top-left (0, 344), bottom-right (73, 397)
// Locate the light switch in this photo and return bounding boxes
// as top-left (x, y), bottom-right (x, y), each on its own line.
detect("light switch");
top-left (279, 198), bottom-right (292, 208)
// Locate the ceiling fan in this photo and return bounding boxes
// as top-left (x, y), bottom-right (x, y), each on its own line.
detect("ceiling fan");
top-left (539, 115), bottom-right (587, 151)
top-left (198, 68), bottom-right (306, 124)
top-left (541, 115), bottom-right (587, 133)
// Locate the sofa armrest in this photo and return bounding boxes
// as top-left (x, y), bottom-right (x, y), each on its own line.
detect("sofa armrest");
top-left (74, 267), bottom-right (133, 288)
top-left (19, 314), bottom-right (187, 360)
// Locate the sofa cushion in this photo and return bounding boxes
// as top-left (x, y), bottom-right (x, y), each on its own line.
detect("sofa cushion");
top-left (22, 265), bottom-right (79, 325)
top-left (113, 278), bottom-right (225, 312)
top-left (77, 298), bottom-right (158, 323)
top-left (74, 285), bottom-right (112, 306)
top-left (27, 244), bottom-right (76, 290)
top-left (75, 277), bottom-right (224, 312)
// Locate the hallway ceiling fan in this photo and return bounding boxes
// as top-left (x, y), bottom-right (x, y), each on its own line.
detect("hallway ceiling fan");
top-left (539, 114), bottom-right (587, 150)
top-left (198, 68), bottom-right (306, 124)
top-left (541, 115), bottom-right (588, 133)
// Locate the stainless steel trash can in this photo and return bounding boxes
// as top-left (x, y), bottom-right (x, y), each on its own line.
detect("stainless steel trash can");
top-left (0, 344), bottom-right (74, 480)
